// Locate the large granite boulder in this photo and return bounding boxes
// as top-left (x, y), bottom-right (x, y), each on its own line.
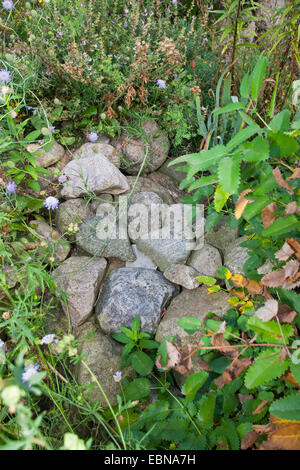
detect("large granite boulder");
top-left (96, 267), bottom-right (178, 335)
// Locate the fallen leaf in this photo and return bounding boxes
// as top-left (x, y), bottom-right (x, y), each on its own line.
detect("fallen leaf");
top-left (278, 304), bottom-right (297, 323)
top-left (241, 431), bottom-right (259, 450)
top-left (261, 269), bottom-right (286, 287)
top-left (211, 333), bottom-right (237, 359)
top-left (286, 238), bottom-right (300, 259)
top-left (235, 189), bottom-right (254, 219)
top-left (255, 299), bottom-right (278, 321)
top-left (269, 424), bottom-right (300, 450)
top-left (287, 168), bottom-right (300, 180)
top-left (275, 241), bottom-right (295, 261)
top-left (253, 399), bottom-right (269, 415)
top-left (281, 371), bottom-right (300, 388)
top-left (272, 166), bottom-right (294, 194)
top-left (238, 393), bottom-right (253, 404)
top-left (285, 201), bottom-right (300, 215)
top-left (261, 202), bottom-right (276, 228)
top-left (284, 259), bottom-right (299, 278)
top-left (246, 280), bottom-right (263, 295)
top-left (231, 273), bottom-right (248, 288)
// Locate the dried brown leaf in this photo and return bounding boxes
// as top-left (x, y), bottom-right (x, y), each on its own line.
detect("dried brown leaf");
top-left (285, 201), bottom-right (300, 215)
top-left (211, 333), bottom-right (237, 359)
top-left (241, 431), bottom-right (259, 450)
top-left (261, 269), bottom-right (286, 287)
top-left (255, 299), bottom-right (278, 321)
top-left (269, 424), bottom-right (300, 450)
top-left (286, 238), bottom-right (300, 259)
top-left (284, 259), bottom-right (300, 278)
top-left (261, 202), bottom-right (277, 228)
top-left (287, 168), bottom-right (300, 180)
top-left (253, 399), bottom-right (269, 415)
top-left (275, 241), bottom-right (294, 261)
top-left (272, 166), bottom-right (294, 194)
top-left (278, 304), bottom-right (297, 324)
top-left (235, 189), bottom-right (254, 220)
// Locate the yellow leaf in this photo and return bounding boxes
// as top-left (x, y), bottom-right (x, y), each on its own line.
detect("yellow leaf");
top-left (231, 274), bottom-right (248, 287)
top-left (269, 424), bottom-right (300, 450)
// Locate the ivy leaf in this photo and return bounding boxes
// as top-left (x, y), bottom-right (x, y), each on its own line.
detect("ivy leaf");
top-left (218, 156), bottom-right (241, 194)
top-left (244, 348), bottom-right (289, 389)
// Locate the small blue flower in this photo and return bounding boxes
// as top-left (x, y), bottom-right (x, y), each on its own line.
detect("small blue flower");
top-left (113, 371), bottom-right (122, 383)
top-left (2, 0), bottom-right (14, 11)
top-left (41, 334), bottom-right (56, 345)
top-left (6, 181), bottom-right (17, 194)
top-left (58, 174), bottom-right (67, 184)
top-left (0, 69), bottom-right (12, 84)
top-left (157, 79), bottom-right (166, 89)
top-left (22, 363), bottom-right (39, 383)
top-left (88, 132), bottom-right (98, 143)
top-left (44, 196), bottom-right (60, 210)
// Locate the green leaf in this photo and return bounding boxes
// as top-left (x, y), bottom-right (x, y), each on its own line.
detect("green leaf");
top-left (139, 339), bottom-right (159, 350)
top-left (25, 129), bottom-right (41, 141)
top-left (131, 316), bottom-right (140, 336)
top-left (218, 156), bottom-right (241, 194)
top-left (138, 401), bottom-right (170, 425)
top-left (290, 363), bottom-right (300, 386)
top-left (188, 175), bottom-right (218, 191)
top-left (131, 351), bottom-right (154, 376)
top-left (182, 371), bottom-right (209, 401)
top-left (240, 72), bottom-right (250, 99)
top-left (269, 131), bottom-right (299, 157)
top-left (169, 145), bottom-right (227, 172)
top-left (226, 126), bottom-right (259, 152)
top-left (277, 288), bottom-right (300, 315)
top-left (250, 54), bottom-right (267, 101)
top-left (245, 348), bottom-right (289, 389)
top-left (123, 378), bottom-right (151, 401)
top-left (26, 180), bottom-right (41, 193)
top-left (242, 136), bottom-right (269, 162)
top-left (269, 110), bottom-right (291, 132)
top-left (269, 394), bottom-right (300, 421)
top-left (197, 394), bottom-right (216, 426)
top-left (214, 183), bottom-right (230, 212)
top-left (262, 215), bottom-right (299, 237)
top-left (112, 332), bottom-right (132, 344)
top-left (177, 316), bottom-right (203, 334)
top-left (213, 102), bottom-right (245, 116)
top-left (196, 275), bottom-right (216, 285)
top-left (247, 316), bottom-right (294, 344)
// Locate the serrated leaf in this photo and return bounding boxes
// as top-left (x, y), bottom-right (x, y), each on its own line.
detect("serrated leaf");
top-left (226, 126), bottom-right (259, 152)
top-left (270, 394), bottom-right (300, 421)
top-left (214, 183), bottom-right (230, 212)
top-left (182, 371), bottom-right (209, 401)
top-left (218, 156), bottom-right (241, 194)
top-left (248, 316), bottom-right (293, 344)
top-left (244, 348), bottom-right (289, 389)
top-left (131, 351), bottom-right (154, 376)
top-left (138, 401), bottom-right (170, 425)
top-left (262, 215), bottom-right (299, 237)
top-left (169, 145), bottom-right (227, 172)
top-left (290, 363), bottom-right (300, 386)
top-left (242, 136), bottom-right (269, 162)
top-left (197, 394), bottom-right (216, 426)
top-left (123, 378), bottom-right (151, 401)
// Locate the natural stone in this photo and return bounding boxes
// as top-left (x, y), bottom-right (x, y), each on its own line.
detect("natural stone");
top-left (73, 143), bottom-right (120, 168)
top-left (124, 176), bottom-right (174, 204)
top-left (224, 236), bottom-right (250, 275)
top-left (148, 171), bottom-right (185, 203)
top-left (76, 215), bottom-right (135, 261)
top-left (188, 244), bottom-right (222, 278)
top-left (74, 319), bottom-right (136, 408)
top-left (159, 159), bottom-right (187, 184)
top-left (29, 219), bottom-right (70, 262)
top-left (128, 191), bottom-right (165, 241)
top-left (33, 141), bottom-right (65, 168)
top-left (55, 198), bottom-right (93, 239)
top-left (60, 154), bottom-right (129, 199)
top-left (52, 256), bottom-right (107, 327)
top-left (205, 216), bottom-right (239, 254)
top-left (126, 245), bottom-right (157, 270)
top-left (163, 264), bottom-right (200, 289)
top-left (96, 267), bottom-right (177, 335)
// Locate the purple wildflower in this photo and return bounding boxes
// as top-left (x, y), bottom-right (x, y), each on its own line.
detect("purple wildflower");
top-left (113, 371), bottom-right (122, 383)
top-left (22, 363), bottom-right (39, 383)
top-left (0, 69), bottom-right (12, 84)
top-left (58, 174), bottom-right (67, 184)
top-left (44, 196), bottom-right (59, 210)
top-left (41, 334), bottom-right (56, 345)
top-left (157, 79), bottom-right (166, 89)
top-left (88, 132), bottom-right (98, 143)
top-left (6, 181), bottom-right (17, 194)
top-left (2, 0), bottom-right (14, 11)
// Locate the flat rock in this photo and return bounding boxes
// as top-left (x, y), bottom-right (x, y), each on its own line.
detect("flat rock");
top-left (205, 216), bottom-right (239, 254)
top-left (188, 244), bottom-right (222, 278)
top-left (76, 215), bottom-right (135, 261)
top-left (55, 198), bottom-right (93, 239)
top-left (155, 286), bottom-right (230, 346)
top-left (33, 141), bottom-right (65, 168)
top-left (163, 264), bottom-right (200, 289)
top-left (73, 142), bottom-right (120, 168)
top-left (74, 319), bottom-right (136, 407)
top-left (52, 256), bottom-right (107, 327)
top-left (96, 267), bottom-right (177, 335)
top-left (126, 245), bottom-right (157, 270)
top-left (224, 236), bottom-right (249, 275)
top-left (60, 154), bottom-right (129, 198)
top-left (29, 219), bottom-right (70, 262)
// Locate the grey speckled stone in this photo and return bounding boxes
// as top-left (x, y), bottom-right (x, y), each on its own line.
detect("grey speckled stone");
top-left (205, 216), bottom-right (239, 254)
top-left (76, 215), bottom-right (135, 261)
top-left (224, 236), bottom-right (249, 275)
top-left (61, 154), bottom-right (129, 199)
top-left (52, 256), bottom-right (107, 327)
top-left (155, 286), bottom-right (230, 347)
top-left (73, 142), bottom-right (120, 168)
top-left (29, 219), bottom-right (70, 262)
top-left (96, 267), bottom-right (178, 335)
top-left (124, 176), bottom-right (174, 205)
top-left (55, 198), bottom-right (93, 239)
top-left (163, 264), bottom-right (200, 289)
top-left (34, 141), bottom-right (65, 168)
top-left (188, 244), bottom-right (222, 278)
top-left (159, 159), bottom-right (187, 184)
top-left (74, 319), bottom-right (136, 408)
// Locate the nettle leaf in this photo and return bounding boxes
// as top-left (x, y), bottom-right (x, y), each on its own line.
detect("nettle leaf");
top-left (214, 183), bottom-right (230, 212)
top-left (131, 351), bottom-right (154, 376)
top-left (262, 215), bottom-right (299, 237)
top-left (218, 156), bottom-right (241, 194)
top-left (270, 394), bottom-right (300, 421)
top-left (182, 371), bottom-right (209, 401)
top-left (242, 136), bottom-right (269, 162)
top-left (244, 348), bottom-right (289, 389)
top-left (123, 378), bottom-right (151, 401)
top-left (247, 316), bottom-right (294, 344)
top-left (177, 316), bottom-right (203, 334)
